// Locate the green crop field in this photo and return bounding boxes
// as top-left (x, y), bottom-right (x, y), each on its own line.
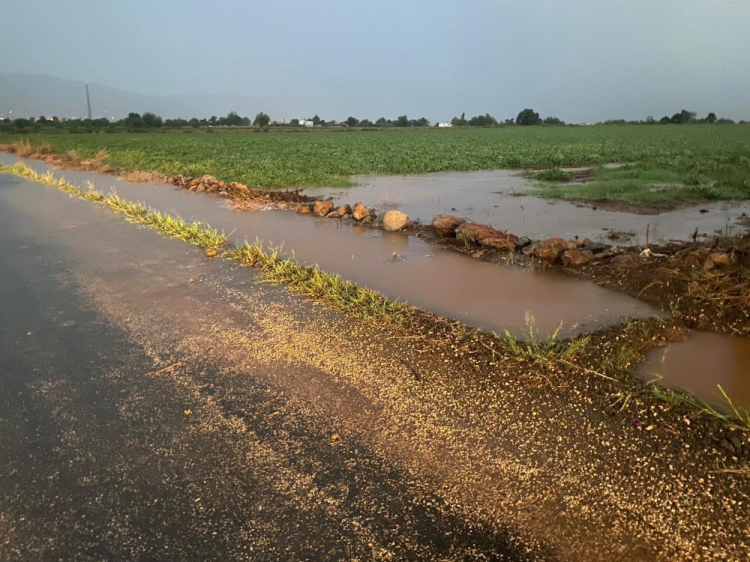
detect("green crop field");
top-left (2, 125), bottom-right (749, 203)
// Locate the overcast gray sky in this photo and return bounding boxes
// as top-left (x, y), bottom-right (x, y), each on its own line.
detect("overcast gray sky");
top-left (2, 0), bottom-right (749, 122)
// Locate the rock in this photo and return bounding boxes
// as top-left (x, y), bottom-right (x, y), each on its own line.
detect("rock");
top-left (481, 234), bottom-right (519, 252)
top-left (205, 248), bottom-right (218, 258)
top-left (296, 204), bottom-right (312, 215)
top-left (431, 214), bottom-right (465, 237)
top-left (327, 204), bottom-right (352, 218)
top-left (704, 252), bottom-right (734, 271)
top-left (562, 249), bottom-right (594, 268)
top-left (534, 237), bottom-right (569, 263)
top-left (456, 223), bottom-right (496, 246)
top-left (383, 210), bottom-right (409, 231)
top-left (456, 223), bottom-right (519, 251)
top-left (352, 202), bottom-right (370, 221)
top-left (314, 200), bottom-right (334, 217)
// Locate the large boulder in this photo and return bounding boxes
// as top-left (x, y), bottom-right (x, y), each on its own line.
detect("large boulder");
top-left (534, 237), bottom-right (569, 263)
top-left (482, 233), bottom-right (520, 252)
top-left (314, 200), bottom-right (334, 217)
top-left (455, 223), bottom-right (519, 251)
top-left (352, 202), bottom-right (370, 221)
top-left (562, 249), bottom-right (594, 268)
top-left (383, 210), bottom-right (409, 231)
top-left (432, 214), bottom-right (466, 237)
top-left (455, 223), bottom-right (497, 246)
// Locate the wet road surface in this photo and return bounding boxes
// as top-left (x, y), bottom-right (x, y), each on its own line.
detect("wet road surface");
top-left (1, 173), bottom-right (748, 561)
top-left (0, 174), bottom-right (538, 561)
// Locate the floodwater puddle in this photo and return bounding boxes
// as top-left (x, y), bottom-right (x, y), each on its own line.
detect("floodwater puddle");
top-left (639, 331), bottom-right (750, 410)
top-left (0, 155), bottom-right (660, 337)
top-left (303, 170), bottom-right (750, 245)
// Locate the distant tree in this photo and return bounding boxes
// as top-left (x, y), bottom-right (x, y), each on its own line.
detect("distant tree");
top-left (189, 118), bottom-right (200, 128)
top-left (670, 109), bottom-right (695, 124)
top-left (516, 108), bottom-right (541, 126)
top-left (165, 118), bottom-right (190, 127)
top-left (412, 117), bottom-right (430, 127)
top-left (142, 112), bottom-right (163, 128)
top-left (209, 116), bottom-right (218, 126)
top-left (14, 118), bottom-right (30, 129)
top-left (123, 112), bottom-right (144, 128)
top-left (359, 119), bottom-right (374, 127)
top-left (451, 112), bottom-right (468, 126)
top-left (705, 112), bottom-right (717, 123)
top-left (290, 118), bottom-right (300, 126)
top-left (716, 118), bottom-right (735, 124)
top-left (224, 111), bottom-right (243, 126)
top-left (395, 115), bottom-right (410, 127)
top-left (468, 113), bottom-right (497, 127)
top-left (345, 116), bottom-right (360, 127)
top-left (311, 114), bottom-right (322, 126)
top-left (375, 117), bottom-right (388, 126)
top-left (504, 118), bottom-right (515, 125)
top-left (659, 115), bottom-right (671, 124)
top-left (543, 116), bottom-right (564, 125)
top-left (253, 112), bottom-right (271, 127)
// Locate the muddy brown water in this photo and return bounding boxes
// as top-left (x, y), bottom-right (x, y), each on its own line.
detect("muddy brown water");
top-left (0, 155), bottom-right (662, 338)
top-left (639, 331), bottom-right (750, 410)
top-left (303, 170), bottom-right (750, 246)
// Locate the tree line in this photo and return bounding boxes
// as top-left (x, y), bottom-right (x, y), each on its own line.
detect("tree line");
top-left (0, 108), bottom-right (742, 133)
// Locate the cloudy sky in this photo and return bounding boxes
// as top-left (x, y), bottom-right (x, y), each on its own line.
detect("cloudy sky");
top-left (2, 0), bottom-right (749, 122)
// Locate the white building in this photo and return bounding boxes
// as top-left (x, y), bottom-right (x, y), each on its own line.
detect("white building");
top-left (299, 119), bottom-right (314, 128)
top-left (437, 122), bottom-right (452, 128)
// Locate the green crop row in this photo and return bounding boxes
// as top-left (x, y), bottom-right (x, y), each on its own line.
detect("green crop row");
top-left (2, 125), bottom-right (749, 196)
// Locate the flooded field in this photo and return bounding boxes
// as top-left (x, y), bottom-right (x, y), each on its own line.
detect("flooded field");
top-left (304, 170), bottom-right (750, 245)
top-left (639, 331), bottom-right (750, 410)
top-left (0, 154), bottom-right (659, 337)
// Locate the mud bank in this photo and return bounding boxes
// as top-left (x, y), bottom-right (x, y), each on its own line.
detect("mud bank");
top-left (0, 154), bottom-right (659, 338)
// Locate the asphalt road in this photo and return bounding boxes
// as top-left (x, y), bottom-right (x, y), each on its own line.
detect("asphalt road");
top-left (0, 174), bottom-right (541, 560)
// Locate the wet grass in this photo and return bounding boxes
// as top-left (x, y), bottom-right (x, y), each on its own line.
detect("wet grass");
top-left (535, 163), bottom-right (750, 205)
top-left (649, 381), bottom-right (750, 433)
top-left (224, 242), bottom-right (414, 324)
top-left (3, 162), bottom-right (748, 431)
top-left (503, 314), bottom-right (590, 367)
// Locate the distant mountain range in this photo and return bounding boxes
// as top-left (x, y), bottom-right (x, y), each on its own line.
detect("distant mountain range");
top-left (0, 73), bottom-right (263, 119)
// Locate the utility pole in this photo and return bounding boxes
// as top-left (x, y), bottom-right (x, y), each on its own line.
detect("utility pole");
top-left (85, 84), bottom-right (92, 120)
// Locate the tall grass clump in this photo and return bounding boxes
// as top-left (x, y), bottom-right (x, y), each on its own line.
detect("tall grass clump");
top-left (502, 313), bottom-right (590, 366)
